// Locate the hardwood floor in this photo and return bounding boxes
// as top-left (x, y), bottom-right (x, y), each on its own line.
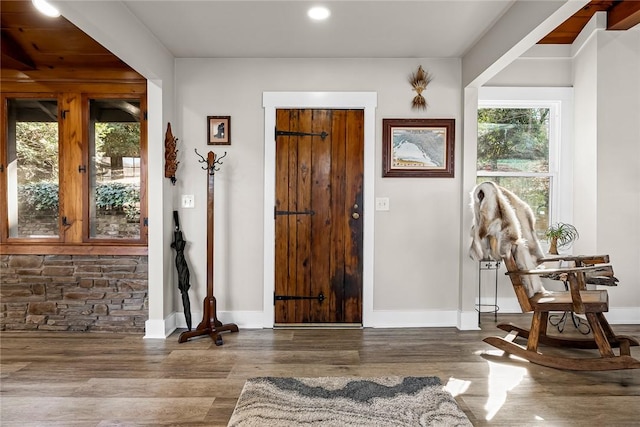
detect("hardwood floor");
top-left (1, 315), bottom-right (639, 426)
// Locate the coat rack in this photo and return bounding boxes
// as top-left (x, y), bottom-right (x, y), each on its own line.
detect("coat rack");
top-left (179, 149), bottom-right (238, 345)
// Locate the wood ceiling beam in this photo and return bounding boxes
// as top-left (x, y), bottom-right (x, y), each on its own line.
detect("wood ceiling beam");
top-left (607, 0), bottom-right (640, 30)
top-left (0, 29), bottom-right (36, 70)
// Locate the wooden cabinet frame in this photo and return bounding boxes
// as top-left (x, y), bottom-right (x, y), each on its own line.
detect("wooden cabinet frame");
top-left (0, 79), bottom-right (148, 256)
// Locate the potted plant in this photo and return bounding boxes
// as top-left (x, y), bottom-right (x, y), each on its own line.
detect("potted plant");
top-left (545, 222), bottom-right (579, 255)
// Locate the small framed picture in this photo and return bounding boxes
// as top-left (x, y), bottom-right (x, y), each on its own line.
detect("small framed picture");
top-left (382, 118), bottom-right (455, 177)
top-left (207, 116), bottom-right (231, 145)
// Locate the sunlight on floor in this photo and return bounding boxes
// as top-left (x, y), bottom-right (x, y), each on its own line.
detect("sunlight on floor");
top-left (444, 377), bottom-right (471, 397)
top-left (483, 352), bottom-right (527, 421)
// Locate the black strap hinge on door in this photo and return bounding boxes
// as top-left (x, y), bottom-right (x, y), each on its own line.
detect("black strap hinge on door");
top-left (274, 292), bottom-right (325, 304)
top-left (274, 207), bottom-right (315, 218)
top-left (275, 128), bottom-right (328, 141)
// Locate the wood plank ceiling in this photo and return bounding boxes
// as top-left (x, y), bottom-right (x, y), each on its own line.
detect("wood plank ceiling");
top-left (0, 0), bottom-right (133, 73)
top-left (1, 0), bottom-right (640, 73)
top-left (539, 0), bottom-right (640, 44)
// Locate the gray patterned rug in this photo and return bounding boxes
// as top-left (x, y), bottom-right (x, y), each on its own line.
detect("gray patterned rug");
top-left (228, 376), bottom-right (472, 426)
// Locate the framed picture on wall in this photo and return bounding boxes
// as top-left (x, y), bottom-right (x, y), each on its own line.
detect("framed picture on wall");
top-left (207, 116), bottom-right (231, 145)
top-left (382, 118), bottom-right (455, 177)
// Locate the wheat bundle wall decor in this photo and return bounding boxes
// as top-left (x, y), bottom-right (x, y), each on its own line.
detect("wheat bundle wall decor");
top-left (409, 65), bottom-right (433, 110)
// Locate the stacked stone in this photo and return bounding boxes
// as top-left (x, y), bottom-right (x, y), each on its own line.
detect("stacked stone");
top-left (0, 255), bottom-right (148, 333)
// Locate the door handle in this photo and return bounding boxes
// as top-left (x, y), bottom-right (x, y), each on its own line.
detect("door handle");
top-left (352, 203), bottom-right (360, 220)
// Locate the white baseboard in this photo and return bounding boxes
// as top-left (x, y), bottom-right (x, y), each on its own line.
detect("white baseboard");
top-left (144, 316), bottom-right (175, 339)
top-left (606, 307), bottom-right (640, 324)
top-left (458, 311), bottom-right (481, 331)
top-left (148, 304), bottom-right (640, 338)
top-left (364, 310), bottom-right (459, 328)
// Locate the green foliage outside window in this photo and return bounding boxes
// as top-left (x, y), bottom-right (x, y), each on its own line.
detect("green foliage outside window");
top-left (477, 107), bottom-right (553, 235)
top-left (94, 182), bottom-right (140, 211)
top-left (15, 121), bottom-right (140, 215)
top-left (15, 122), bottom-right (59, 182)
top-left (95, 122), bottom-right (140, 158)
top-left (20, 182), bottom-right (59, 212)
top-left (477, 108), bottom-right (549, 173)
top-left (18, 181), bottom-right (139, 215)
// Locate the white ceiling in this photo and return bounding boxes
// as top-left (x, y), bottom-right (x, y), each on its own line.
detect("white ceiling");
top-left (123, 0), bottom-right (516, 58)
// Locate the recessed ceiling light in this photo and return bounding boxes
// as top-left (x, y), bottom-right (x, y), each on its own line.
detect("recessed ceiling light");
top-left (32, 0), bottom-right (60, 18)
top-left (308, 6), bottom-right (330, 21)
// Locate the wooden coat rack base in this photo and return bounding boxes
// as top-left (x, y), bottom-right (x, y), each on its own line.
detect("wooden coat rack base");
top-left (178, 296), bottom-right (238, 346)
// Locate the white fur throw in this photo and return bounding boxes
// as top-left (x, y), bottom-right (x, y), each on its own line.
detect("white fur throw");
top-left (469, 181), bottom-right (545, 296)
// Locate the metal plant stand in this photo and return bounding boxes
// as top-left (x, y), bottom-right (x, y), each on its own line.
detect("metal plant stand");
top-left (477, 259), bottom-right (500, 325)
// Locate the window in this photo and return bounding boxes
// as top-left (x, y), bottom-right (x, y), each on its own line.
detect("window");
top-left (477, 87), bottom-right (572, 239)
top-left (88, 98), bottom-right (142, 240)
top-left (5, 97), bottom-right (60, 239)
top-left (1, 92), bottom-right (147, 251)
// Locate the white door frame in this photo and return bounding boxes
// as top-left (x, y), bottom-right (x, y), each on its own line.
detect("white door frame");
top-left (262, 92), bottom-right (377, 327)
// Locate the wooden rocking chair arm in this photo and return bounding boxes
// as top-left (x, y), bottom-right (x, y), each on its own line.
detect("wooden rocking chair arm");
top-left (537, 254), bottom-right (610, 265)
top-left (505, 264), bottom-right (613, 277)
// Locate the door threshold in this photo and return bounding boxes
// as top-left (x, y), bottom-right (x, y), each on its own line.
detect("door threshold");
top-left (274, 323), bottom-right (363, 329)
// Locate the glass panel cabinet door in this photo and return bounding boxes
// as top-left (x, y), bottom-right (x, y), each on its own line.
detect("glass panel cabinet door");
top-left (88, 98), bottom-right (142, 239)
top-left (6, 98), bottom-right (60, 238)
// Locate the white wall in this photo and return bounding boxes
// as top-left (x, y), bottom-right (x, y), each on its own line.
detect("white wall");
top-left (486, 45), bottom-right (573, 87)
top-left (590, 27), bottom-right (640, 316)
top-left (173, 58), bottom-right (463, 328)
top-left (572, 34), bottom-right (599, 254)
top-left (572, 21), bottom-right (640, 319)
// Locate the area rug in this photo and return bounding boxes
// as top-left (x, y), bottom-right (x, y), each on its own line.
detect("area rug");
top-left (227, 376), bottom-right (472, 426)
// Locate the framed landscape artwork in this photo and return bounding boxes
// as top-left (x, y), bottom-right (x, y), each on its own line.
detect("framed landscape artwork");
top-left (207, 116), bottom-right (231, 145)
top-left (382, 118), bottom-right (455, 177)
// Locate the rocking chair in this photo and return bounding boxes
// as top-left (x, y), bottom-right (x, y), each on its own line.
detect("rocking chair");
top-left (485, 250), bottom-right (640, 371)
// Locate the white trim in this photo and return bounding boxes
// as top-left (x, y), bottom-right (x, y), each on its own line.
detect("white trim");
top-left (606, 308), bottom-right (640, 325)
top-left (144, 79), bottom-right (169, 339)
top-left (367, 310), bottom-right (459, 328)
top-left (459, 311), bottom-right (481, 331)
top-left (571, 11), bottom-right (607, 58)
top-left (262, 92), bottom-right (377, 328)
top-left (144, 317), bottom-right (175, 339)
top-left (461, 301), bottom-right (640, 330)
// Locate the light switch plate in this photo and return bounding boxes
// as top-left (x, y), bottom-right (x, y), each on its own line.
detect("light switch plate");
top-left (375, 197), bottom-right (390, 211)
top-left (182, 195), bottom-right (195, 208)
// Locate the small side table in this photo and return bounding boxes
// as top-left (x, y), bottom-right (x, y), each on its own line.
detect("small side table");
top-left (477, 259), bottom-right (500, 325)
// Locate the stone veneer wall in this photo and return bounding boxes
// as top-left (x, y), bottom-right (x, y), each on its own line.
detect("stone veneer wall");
top-left (0, 254), bottom-right (148, 332)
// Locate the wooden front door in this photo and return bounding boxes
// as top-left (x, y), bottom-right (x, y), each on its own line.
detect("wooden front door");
top-left (274, 109), bottom-right (364, 324)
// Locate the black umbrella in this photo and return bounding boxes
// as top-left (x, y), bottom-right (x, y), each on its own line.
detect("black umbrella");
top-left (171, 210), bottom-right (192, 331)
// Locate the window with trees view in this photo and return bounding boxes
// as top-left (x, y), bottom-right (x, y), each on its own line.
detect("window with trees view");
top-left (1, 92), bottom-right (147, 249)
top-left (6, 98), bottom-right (60, 238)
top-left (477, 102), bottom-right (559, 238)
top-left (89, 99), bottom-right (142, 239)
